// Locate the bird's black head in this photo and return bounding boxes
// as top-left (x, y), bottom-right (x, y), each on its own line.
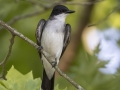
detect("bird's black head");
top-left (50, 5), bottom-right (75, 17)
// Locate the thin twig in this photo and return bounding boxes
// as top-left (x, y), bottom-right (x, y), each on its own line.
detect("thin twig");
top-left (0, 35), bottom-right (15, 80)
top-left (0, 20), bottom-right (84, 90)
top-left (0, 20), bottom-right (39, 49)
top-left (27, 0), bottom-right (46, 7)
top-left (0, 0), bottom-right (104, 31)
top-left (0, 1), bottom-right (62, 31)
top-left (31, 0), bottom-right (104, 6)
top-left (0, 9), bottom-right (47, 31)
top-left (88, 5), bottom-right (120, 27)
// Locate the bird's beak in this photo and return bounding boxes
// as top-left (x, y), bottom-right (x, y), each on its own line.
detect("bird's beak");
top-left (66, 10), bottom-right (75, 14)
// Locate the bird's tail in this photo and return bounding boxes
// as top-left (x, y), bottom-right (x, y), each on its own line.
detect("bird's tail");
top-left (41, 69), bottom-right (55, 90)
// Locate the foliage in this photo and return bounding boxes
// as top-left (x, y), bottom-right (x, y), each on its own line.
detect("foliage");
top-left (57, 46), bottom-right (120, 90)
top-left (0, 66), bottom-right (67, 90)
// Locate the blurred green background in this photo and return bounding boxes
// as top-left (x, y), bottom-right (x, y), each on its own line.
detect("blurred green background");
top-left (0, 0), bottom-right (120, 90)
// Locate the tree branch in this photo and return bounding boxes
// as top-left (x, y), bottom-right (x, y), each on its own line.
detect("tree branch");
top-left (0, 34), bottom-right (15, 80)
top-left (0, 20), bottom-right (84, 90)
top-left (0, 8), bottom-right (48, 31)
top-left (0, 0), bottom-right (104, 31)
top-left (0, 0), bottom-right (63, 31)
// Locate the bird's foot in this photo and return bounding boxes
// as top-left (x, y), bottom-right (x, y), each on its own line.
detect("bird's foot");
top-left (51, 61), bottom-right (57, 68)
top-left (38, 46), bottom-right (43, 52)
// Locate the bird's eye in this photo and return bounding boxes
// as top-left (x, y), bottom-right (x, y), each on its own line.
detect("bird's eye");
top-left (59, 9), bottom-right (62, 12)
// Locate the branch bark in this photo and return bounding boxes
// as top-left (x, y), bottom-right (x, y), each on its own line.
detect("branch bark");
top-left (0, 20), bottom-right (84, 90)
top-left (0, 35), bottom-right (15, 80)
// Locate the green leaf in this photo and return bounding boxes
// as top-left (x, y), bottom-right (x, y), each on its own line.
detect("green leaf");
top-left (0, 66), bottom-right (41, 90)
top-left (0, 66), bottom-right (65, 90)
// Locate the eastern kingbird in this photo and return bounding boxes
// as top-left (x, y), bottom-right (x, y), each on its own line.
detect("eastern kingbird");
top-left (35, 5), bottom-right (75, 90)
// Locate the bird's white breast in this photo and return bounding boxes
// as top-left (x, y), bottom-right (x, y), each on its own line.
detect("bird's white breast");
top-left (41, 19), bottom-right (65, 79)
top-left (41, 19), bottom-right (64, 58)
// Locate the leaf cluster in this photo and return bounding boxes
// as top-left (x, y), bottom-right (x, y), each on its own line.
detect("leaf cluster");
top-left (0, 66), bottom-right (67, 90)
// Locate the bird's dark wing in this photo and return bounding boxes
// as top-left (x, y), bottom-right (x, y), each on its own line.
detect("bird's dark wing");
top-left (60, 24), bottom-right (71, 58)
top-left (35, 19), bottom-right (46, 57)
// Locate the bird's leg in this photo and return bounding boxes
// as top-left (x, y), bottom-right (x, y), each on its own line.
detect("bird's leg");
top-left (51, 57), bottom-right (57, 68)
top-left (38, 45), bottom-right (43, 53)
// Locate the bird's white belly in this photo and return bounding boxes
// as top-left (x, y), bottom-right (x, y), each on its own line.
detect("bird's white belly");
top-left (41, 30), bottom-right (64, 58)
top-left (41, 29), bottom-right (64, 79)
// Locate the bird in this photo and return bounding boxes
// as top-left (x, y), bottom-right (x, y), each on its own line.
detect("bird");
top-left (35, 5), bottom-right (75, 90)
